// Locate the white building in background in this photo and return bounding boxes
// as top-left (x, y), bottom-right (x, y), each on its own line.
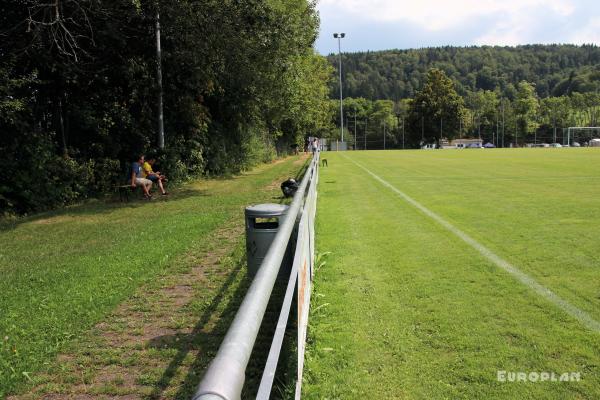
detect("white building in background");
top-left (439, 138), bottom-right (483, 149)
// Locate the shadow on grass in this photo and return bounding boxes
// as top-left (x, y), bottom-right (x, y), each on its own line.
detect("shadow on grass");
top-left (145, 257), bottom-right (293, 399)
top-left (0, 185), bottom-right (210, 232)
top-left (293, 157), bottom-right (310, 182)
top-left (144, 253), bottom-right (250, 399)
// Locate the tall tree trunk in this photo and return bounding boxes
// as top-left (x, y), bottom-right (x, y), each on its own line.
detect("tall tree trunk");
top-left (156, 4), bottom-right (165, 149)
top-left (58, 98), bottom-right (68, 157)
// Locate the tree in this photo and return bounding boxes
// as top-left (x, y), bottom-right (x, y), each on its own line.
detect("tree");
top-left (465, 90), bottom-right (499, 141)
top-left (540, 97), bottom-right (570, 143)
top-left (370, 99), bottom-right (396, 148)
top-left (394, 99), bottom-right (410, 148)
top-left (0, 0), bottom-right (332, 214)
top-left (514, 81), bottom-right (539, 144)
top-left (407, 68), bottom-right (465, 146)
top-left (342, 97), bottom-right (371, 148)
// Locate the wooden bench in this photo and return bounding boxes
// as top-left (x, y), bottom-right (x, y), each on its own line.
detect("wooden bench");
top-left (116, 184), bottom-right (139, 202)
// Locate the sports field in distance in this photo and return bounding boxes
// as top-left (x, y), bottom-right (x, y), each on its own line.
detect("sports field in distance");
top-left (305, 148), bottom-right (600, 399)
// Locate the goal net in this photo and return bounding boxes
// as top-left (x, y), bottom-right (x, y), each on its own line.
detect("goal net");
top-left (564, 127), bottom-right (600, 146)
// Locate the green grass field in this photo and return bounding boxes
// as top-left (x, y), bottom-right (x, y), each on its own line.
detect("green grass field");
top-left (305, 148), bottom-right (600, 399)
top-left (0, 156), bottom-right (306, 398)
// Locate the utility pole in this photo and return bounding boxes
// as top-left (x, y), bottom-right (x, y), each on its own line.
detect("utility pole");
top-left (402, 117), bottom-right (405, 149)
top-left (354, 110), bottom-right (357, 150)
top-left (333, 33), bottom-right (345, 143)
top-left (396, 113), bottom-right (404, 149)
top-left (496, 111), bottom-right (499, 147)
top-left (364, 117), bottom-right (368, 150)
top-left (156, 4), bottom-right (165, 149)
top-left (502, 99), bottom-right (505, 148)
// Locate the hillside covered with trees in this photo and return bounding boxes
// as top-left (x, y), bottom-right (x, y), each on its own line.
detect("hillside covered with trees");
top-left (328, 44), bottom-right (600, 100)
top-left (0, 0), bottom-right (333, 214)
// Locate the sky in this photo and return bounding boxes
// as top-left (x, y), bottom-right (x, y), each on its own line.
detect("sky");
top-left (315, 0), bottom-right (600, 54)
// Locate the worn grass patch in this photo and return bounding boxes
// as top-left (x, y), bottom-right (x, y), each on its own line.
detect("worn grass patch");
top-left (304, 149), bottom-right (600, 399)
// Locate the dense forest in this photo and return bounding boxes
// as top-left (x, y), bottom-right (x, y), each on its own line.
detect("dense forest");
top-left (0, 0), bottom-right (333, 214)
top-left (327, 44), bottom-right (600, 100)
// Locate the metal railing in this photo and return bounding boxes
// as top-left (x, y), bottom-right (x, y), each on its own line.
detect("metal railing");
top-left (192, 153), bottom-right (320, 400)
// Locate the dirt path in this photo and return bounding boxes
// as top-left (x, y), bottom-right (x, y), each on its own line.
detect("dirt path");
top-left (10, 220), bottom-right (246, 400)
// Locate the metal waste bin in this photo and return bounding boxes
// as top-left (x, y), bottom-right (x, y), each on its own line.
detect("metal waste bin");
top-left (245, 203), bottom-right (294, 277)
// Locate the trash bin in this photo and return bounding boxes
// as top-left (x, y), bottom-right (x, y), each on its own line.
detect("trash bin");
top-left (245, 203), bottom-right (294, 278)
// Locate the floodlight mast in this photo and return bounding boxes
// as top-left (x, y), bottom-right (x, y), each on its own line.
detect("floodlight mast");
top-left (333, 33), bottom-right (345, 144)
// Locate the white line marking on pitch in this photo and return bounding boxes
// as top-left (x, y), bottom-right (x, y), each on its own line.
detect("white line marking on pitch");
top-left (345, 155), bottom-right (600, 333)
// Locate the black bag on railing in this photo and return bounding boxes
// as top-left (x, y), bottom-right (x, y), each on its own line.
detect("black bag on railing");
top-left (280, 178), bottom-right (299, 198)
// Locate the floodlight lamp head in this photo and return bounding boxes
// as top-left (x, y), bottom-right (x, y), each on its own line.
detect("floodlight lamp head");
top-left (333, 33), bottom-right (338, 38)
top-left (340, 33), bottom-right (345, 38)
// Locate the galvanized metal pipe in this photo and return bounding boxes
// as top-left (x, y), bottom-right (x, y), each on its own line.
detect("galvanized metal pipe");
top-left (192, 155), bottom-right (318, 400)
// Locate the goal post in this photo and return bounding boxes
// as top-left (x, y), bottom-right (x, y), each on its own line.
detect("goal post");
top-left (565, 127), bottom-right (600, 146)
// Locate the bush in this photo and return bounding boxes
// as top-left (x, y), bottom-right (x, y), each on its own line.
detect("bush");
top-left (0, 129), bottom-right (126, 214)
top-left (244, 128), bottom-right (277, 166)
top-left (89, 158), bottom-right (123, 194)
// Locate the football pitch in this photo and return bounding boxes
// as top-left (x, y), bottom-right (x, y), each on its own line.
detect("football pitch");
top-left (304, 148), bottom-right (600, 399)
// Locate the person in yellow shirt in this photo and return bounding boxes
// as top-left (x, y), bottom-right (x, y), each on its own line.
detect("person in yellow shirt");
top-left (143, 156), bottom-right (168, 196)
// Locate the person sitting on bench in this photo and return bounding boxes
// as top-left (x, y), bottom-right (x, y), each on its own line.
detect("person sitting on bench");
top-left (143, 156), bottom-right (168, 196)
top-left (131, 154), bottom-right (153, 199)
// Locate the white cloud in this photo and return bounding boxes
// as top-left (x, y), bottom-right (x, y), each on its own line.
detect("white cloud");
top-left (568, 17), bottom-right (600, 43)
top-left (473, 11), bottom-right (537, 46)
top-left (317, 0), bottom-right (600, 52)
top-left (320, 0), bottom-right (575, 31)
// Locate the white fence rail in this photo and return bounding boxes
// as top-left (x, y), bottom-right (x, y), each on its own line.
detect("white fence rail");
top-left (192, 153), bottom-right (319, 400)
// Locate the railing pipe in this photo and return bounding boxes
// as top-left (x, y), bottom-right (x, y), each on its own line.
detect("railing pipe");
top-left (192, 155), bottom-right (318, 400)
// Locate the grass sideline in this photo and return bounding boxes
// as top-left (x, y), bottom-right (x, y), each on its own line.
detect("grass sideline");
top-left (305, 149), bottom-right (600, 399)
top-left (0, 155), bottom-right (306, 397)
